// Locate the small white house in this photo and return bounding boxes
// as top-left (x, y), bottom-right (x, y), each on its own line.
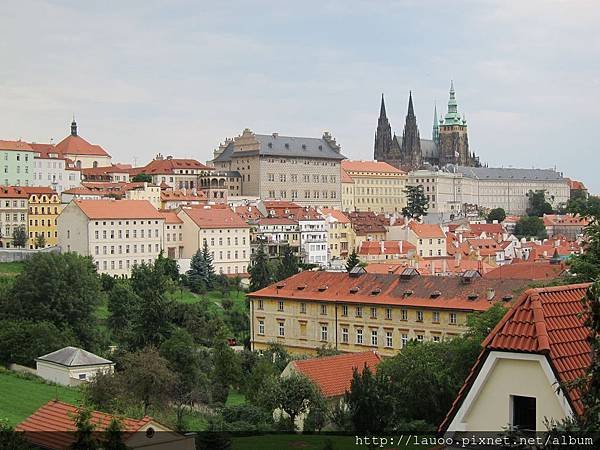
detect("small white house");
top-left (35, 346), bottom-right (114, 386)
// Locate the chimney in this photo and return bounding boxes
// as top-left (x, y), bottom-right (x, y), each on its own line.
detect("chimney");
top-left (486, 288), bottom-right (496, 301)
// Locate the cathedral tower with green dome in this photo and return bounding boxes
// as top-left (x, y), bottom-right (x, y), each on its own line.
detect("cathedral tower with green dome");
top-left (439, 81), bottom-right (478, 166)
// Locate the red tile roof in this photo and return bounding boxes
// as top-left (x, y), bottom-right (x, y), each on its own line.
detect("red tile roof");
top-left (16, 400), bottom-right (153, 449)
top-left (181, 206), bottom-right (249, 229)
top-left (248, 271), bottom-right (530, 312)
top-left (256, 217), bottom-right (298, 226)
top-left (0, 186), bottom-right (29, 198)
top-left (320, 208), bottom-right (350, 224)
top-left (342, 160), bottom-right (405, 174)
top-left (290, 351), bottom-right (381, 397)
top-left (543, 214), bottom-right (589, 227)
top-left (341, 168), bottom-right (353, 183)
top-left (161, 189), bottom-right (207, 202)
top-left (485, 261), bottom-right (565, 280)
top-left (365, 259), bottom-right (494, 276)
top-left (55, 134), bottom-right (110, 157)
top-left (468, 223), bottom-right (504, 235)
top-left (158, 210), bottom-right (183, 224)
top-left (440, 283), bottom-right (591, 431)
top-left (74, 199), bottom-right (164, 220)
top-left (568, 179), bottom-right (586, 191)
top-left (142, 158), bottom-right (212, 174)
top-left (409, 221), bottom-right (446, 238)
top-left (0, 139), bottom-right (35, 152)
top-left (358, 240), bottom-right (415, 256)
top-left (29, 142), bottom-right (58, 157)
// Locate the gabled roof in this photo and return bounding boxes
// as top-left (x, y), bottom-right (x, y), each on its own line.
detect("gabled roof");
top-left (289, 351), bottom-right (381, 397)
top-left (342, 160), bottom-right (405, 174)
top-left (181, 206), bottom-right (249, 229)
top-left (341, 168), bottom-right (353, 183)
top-left (320, 208), bottom-right (350, 224)
top-left (16, 400), bottom-right (154, 449)
top-left (54, 134), bottom-right (110, 157)
top-left (73, 199), bottom-right (164, 220)
top-left (158, 210), bottom-right (183, 224)
top-left (409, 221), bottom-right (446, 238)
top-left (142, 158), bottom-right (212, 174)
top-left (0, 139), bottom-right (35, 152)
top-left (0, 186), bottom-right (29, 198)
top-left (248, 271), bottom-right (530, 312)
top-left (440, 283), bottom-right (591, 431)
top-left (358, 240), bottom-right (415, 256)
top-left (36, 346), bottom-right (113, 367)
top-left (485, 261), bottom-right (565, 280)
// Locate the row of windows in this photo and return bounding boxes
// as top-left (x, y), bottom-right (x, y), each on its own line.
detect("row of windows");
top-left (2, 200), bottom-right (26, 208)
top-left (29, 219), bottom-right (57, 226)
top-left (266, 300), bottom-right (458, 324)
top-left (266, 173), bottom-right (338, 184)
top-left (267, 190), bottom-right (338, 200)
top-left (95, 243), bottom-right (161, 255)
top-left (202, 236), bottom-right (247, 246)
top-left (94, 229), bottom-right (160, 240)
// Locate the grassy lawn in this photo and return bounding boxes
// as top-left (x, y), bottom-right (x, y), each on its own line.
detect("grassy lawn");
top-left (0, 369), bottom-right (81, 426)
top-left (0, 261), bottom-right (25, 274)
top-left (225, 390), bottom-right (247, 406)
top-left (231, 434), bottom-right (428, 450)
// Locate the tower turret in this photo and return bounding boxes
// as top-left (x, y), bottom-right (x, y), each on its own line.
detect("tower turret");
top-left (374, 94), bottom-right (394, 162)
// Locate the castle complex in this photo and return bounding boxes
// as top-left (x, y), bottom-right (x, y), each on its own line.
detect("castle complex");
top-left (374, 82), bottom-right (480, 170)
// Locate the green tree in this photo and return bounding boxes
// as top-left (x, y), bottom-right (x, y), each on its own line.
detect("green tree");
top-left (570, 221), bottom-right (600, 282)
top-left (566, 195), bottom-right (600, 218)
top-left (120, 348), bottom-right (175, 416)
top-left (276, 245), bottom-right (299, 281)
top-left (131, 173), bottom-right (152, 183)
top-left (107, 281), bottom-right (140, 343)
top-left (187, 241), bottom-right (215, 291)
top-left (526, 190), bottom-right (554, 216)
top-left (345, 365), bottom-right (390, 433)
top-left (244, 358), bottom-right (277, 406)
top-left (346, 249), bottom-right (360, 272)
top-left (0, 418), bottom-right (33, 450)
top-left (34, 233), bottom-right (46, 249)
top-left (579, 281), bottom-right (600, 431)
top-left (274, 373), bottom-right (323, 431)
top-left (487, 207), bottom-right (506, 223)
top-left (11, 225), bottom-right (28, 248)
top-left (0, 319), bottom-right (76, 366)
top-left (402, 185), bottom-right (429, 220)
top-left (104, 417), bottom-right (127, 450)
top-left (70, 406), bottom-right (99, 450)
top-left (155, 251), bottom-right (179, 282)
top-left (211, 334), bottom-right (242, 404)
top-left (249, 241), bottom-right (271, 292)
top-left (514, 215), bottom-right (547, 239)
top-left (8, 252), bottom-right (103, 349)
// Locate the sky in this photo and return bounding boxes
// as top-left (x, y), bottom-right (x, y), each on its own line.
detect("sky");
top-left (1, 0), bottom-right (599, 190)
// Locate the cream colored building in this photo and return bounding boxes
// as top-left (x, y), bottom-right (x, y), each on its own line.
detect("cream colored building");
top-left (341, 160), bottom-right (407, 213)
top-left (442, 284), bottom-right (587, 432)
top-left (212, 129), bottom-right (345, 209)
top-left (53, 120), bottom-right (112, 169)
top-left (408, 166), bottom-right (570, 218)
top-left (248, 270), bottom-right (528, 357)
top-left (177, 205), bottom-right (251, 275)
top-left (159, 210), bottom-right (184, 260)
top-left (0, 186), bottom-right (29, 248)
top-left (402, 221), bottom-right (447, 258)
top-left (125, 182), bottom-right (162, 209)
top-left (35, 346), bottom-right (114, 387)
top-left (320, 208), bottom-right (355, 261)
top-left (57, 199), bottom-right (165, 276)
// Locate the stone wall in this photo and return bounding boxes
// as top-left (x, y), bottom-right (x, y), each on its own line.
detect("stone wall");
top-left (0, 246), bottom-right (59, 263)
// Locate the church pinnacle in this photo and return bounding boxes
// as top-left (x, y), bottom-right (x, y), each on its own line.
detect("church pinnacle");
top-left (374, 93), bottom-right (393, 161)
top-left (71, 115), bottom-right (78, 136)
top-left (380, 93), bottom-right (387, 118)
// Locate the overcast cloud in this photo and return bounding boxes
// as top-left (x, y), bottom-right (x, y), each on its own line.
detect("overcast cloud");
top-left (1, 0), bottom-right (599, 190)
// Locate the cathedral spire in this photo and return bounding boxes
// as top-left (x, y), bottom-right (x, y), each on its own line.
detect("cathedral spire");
top-left (407, 91), bottom-right (415, 118)
top-left (71, 115), bottom-right (78, 136)
top-left (400, 91), bottom-right (421, 170)
top-left (380, 93), bottom-right (387, 118)
top-left (444, 80), bottom-right (461, 125)
top-left (433, 104), bottom-right (440, 145)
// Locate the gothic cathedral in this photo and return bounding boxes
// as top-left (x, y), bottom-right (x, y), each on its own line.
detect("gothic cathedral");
top-left (373, 82), bottom-right (480, 170)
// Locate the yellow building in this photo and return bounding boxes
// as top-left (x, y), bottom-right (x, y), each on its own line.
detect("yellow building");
top-left (24, 187), bottom-right (62, 248)
top-left (248, 269), bottom-right (528, 357)
top-left (320, 208), bottom-right (355, 261)
top-left (341, 160), bottom-right (407, 213)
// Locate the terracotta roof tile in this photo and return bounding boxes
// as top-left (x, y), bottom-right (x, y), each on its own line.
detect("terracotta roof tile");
top-left (440, 283), bottom-right (591, 431)
top-left (358, 240), bottom-right (415, 256)
top-left (320, 208), bottom-right (350, 223)
top-left (54, 135), bottom-right (109, 157)
top-left (409, 221), bottom-right (446, 238)
top-left (291, 351), bottom-right (381, 397)
top-left (181, 206), bottom-right (249, 229)
top-left (342, 160), bottom-right (406, 174)
top-left (0, 140), bottom-right (35, 152)
top-left (73, 199), bottom-right (164, 220)
top-left (142, 158), bottom-right (212, 174)
top-left (341, 168), bottom-right (353, 183)
top-left (485, 261), bottom-right (565, 280)
top-left (0, 186), bottom-right (29, 198)
top-left (248, 271), bottom-right (530, 312)
top-left (158, 210), bottom-right (183, 224)
top-left (16, 400), bottom-right (153, 449)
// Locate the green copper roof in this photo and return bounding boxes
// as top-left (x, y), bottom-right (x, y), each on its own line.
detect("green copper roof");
top-left (443, 80), bottom-right (465, 126)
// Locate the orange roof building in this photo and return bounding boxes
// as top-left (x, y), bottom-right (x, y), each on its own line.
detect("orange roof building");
top-left (16, 400), bottom-right (194, 450)
top-left (440, 283), bottom-right (591, 432)
top-left (281, 351), bottom-right (381, 398)
top-left (54, 119), bottom-right (112, 169)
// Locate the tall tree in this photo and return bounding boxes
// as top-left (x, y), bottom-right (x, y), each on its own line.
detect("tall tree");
top-left (202, 240), bottom-right (216, 288)
top-left (211, 334), bottom-right (242, 403)
top-left (526, 190), bottom-right (554, 216)
top-left (11, 225), bottom-right (28, 248)
top-left (131, 173), bottom-right (152, 183)
top-left (187, 241), bottom-right (215, 291)
top-left (8, 252), bottom-right (103, 349)
top-left (34, 233), bottom-right (46, 249)
top-left (346, 249), bottom-right (360, 272)
top-left (107, 281), bottom-right (140, 344)
top-left (486, 207), bottom-right (506, 223)
top-left (249, 241), bottom-right (271, 292)
top-left (570, 221), bottom-right (600, 282)
top-left (514, 216), bottom-right (547, 239)
top-left (70, 406), bottom-right (99, 450)
top-left (276, 245), bottom-right (299, 281)
top-left (155, 251), bottom-right (180, 282)
top-left (402, 185), bottom-right (429, 220)
top-left (345, 365), bottom-right (389, 433)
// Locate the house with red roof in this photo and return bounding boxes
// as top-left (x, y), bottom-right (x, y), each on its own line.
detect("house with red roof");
top-left (177, 205), bottom-right (250, 276)
top-left (440, 283), bottom-right (591, 432)
top-left (403, 221), bottom-right (447, 258)
top-left (543, 213), bottom-right (588, 240)
top-left (54, 119), bottom-right (112, 169)
top-left (320, 207), bottom-right (355, 262)
top-left (16, 400), bottom-right (195, 449)
top-left (357, 240), bottom-right (415, 263)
